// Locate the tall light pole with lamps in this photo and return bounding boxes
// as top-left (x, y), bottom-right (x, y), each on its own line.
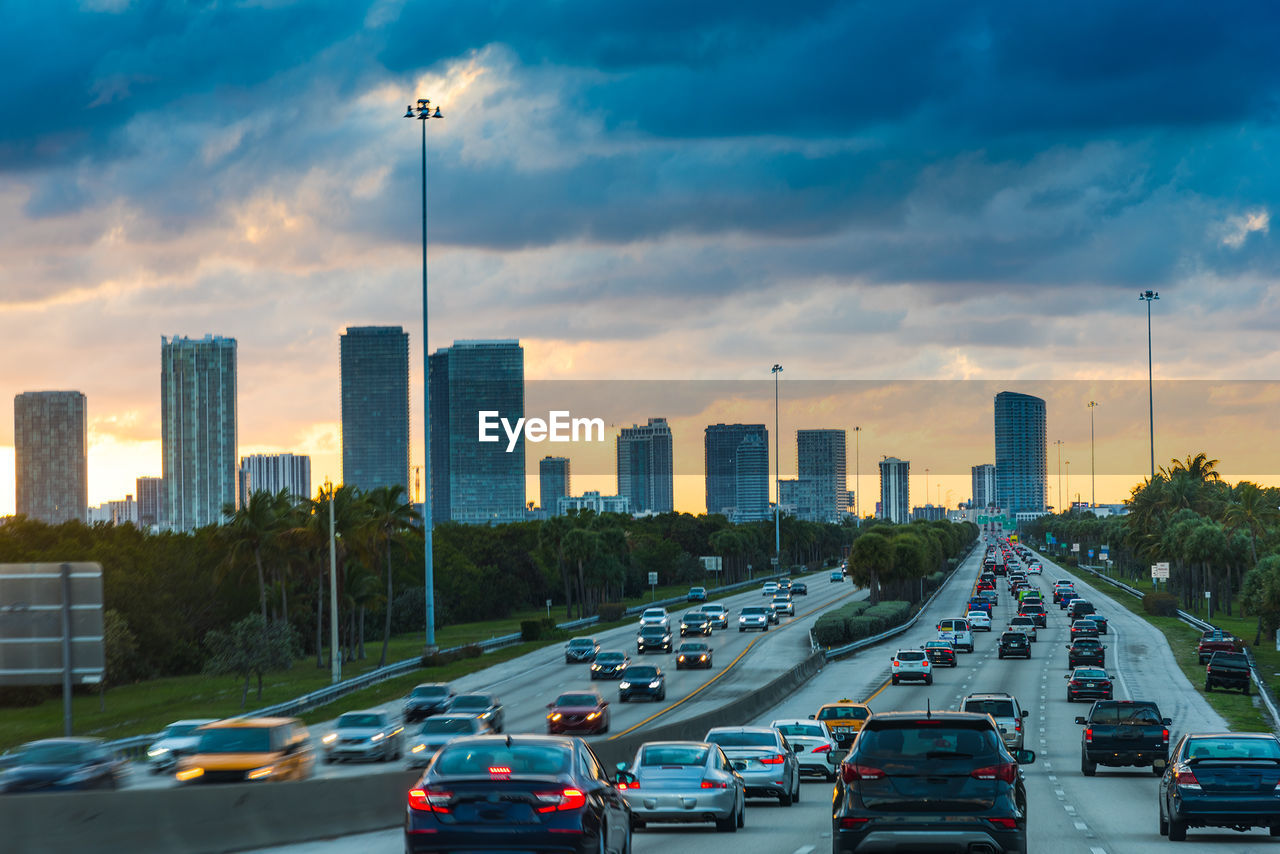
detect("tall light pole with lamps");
top-left (772, 364), bottom-right (783, 560)
top-left (1065, 461), bottom-right (1071, 510)
top-left (1139, 290), bottom-right (1159, 478)
top-left (1087, 401), bottom-right (1098, 509)
top-left (404, 98), bottom-right (443, 647)
top-left (324, 478), bottom-right (340, 684)
top-left (1052, 439), bottom-right (1064, 512)
top-left (853, 425), bottom-right (861, 525)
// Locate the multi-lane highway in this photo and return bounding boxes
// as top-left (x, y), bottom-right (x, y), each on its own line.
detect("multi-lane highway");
top-left (245, 543), bottom-right (1278, 853)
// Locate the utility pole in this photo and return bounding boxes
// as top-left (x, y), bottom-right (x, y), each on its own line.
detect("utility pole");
top-left (1087, 401), bottom-right (1098, 509)
top-left (1139, 290), bottom-right (1160, 477)
top-left (854, 425), bottom-right (861, 526)
top-left (1052, 440), bottom-right (1064, 512)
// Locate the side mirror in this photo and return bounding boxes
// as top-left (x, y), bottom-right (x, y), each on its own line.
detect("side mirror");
top-left (1074, 716), bottom-right (1087, 725)
top-left (1063, 674), bottom-right (1070, 679)
top-left (1014, 749), bottom-right (1036, 764)
top-left (616, 762), bottom-right (629, 772)
top-left (1102, 645), bottom-right (1108, 650)
top-left (614, 769), bottom-right (637, 786)
top-left (807, 714), bottom-right (815, 720)
top-left (1021, 710), bottom-right (1029, 718)
top-left (600, 700), bottom-right (609, 707)
top-left (732, 760), bottom-right (747, 771)
top-left (546, 703), bottom-right (555, 710)
top-left (1065, 645), bottom-right (1072, 650)
top-left (1163, 717), bottom-right (1173, 726)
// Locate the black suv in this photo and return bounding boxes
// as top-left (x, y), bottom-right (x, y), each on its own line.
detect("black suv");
top-left (618, 664), bottom-right (666, 702)
top-left (1067, 637), bottom-right (1107, 668)
top-left (832, 711), bottom-right (1035, 854)
top-left (997, 631), bottom-right (1031, 659)
top-left (636, 625), bottom-right (673, 654)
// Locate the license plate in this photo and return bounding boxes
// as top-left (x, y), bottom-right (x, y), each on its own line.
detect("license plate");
top-left (1085, 682), bottom-right (1096, 687)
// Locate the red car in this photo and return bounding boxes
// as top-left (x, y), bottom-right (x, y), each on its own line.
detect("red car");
top-left (1196, 630), bottom-right (1243, 664)
top-left (546, 689), bottom-right (610, 735)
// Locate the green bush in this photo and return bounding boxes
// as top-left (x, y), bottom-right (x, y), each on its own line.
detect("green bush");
top-left (845, 616), bottom-right (880, 640)
top-left (813, 615), bottom-right (847, 646)
top-left (421, 649), bottom-right (463, 668)
top-left (520, 620), bottom-right (544, 641)
top-left (1143, 592), bottom-right (1179, 617)
top-left (597, 603), bottom-right (626, 622)
top-left (460, 644), bottom-right (483, 659)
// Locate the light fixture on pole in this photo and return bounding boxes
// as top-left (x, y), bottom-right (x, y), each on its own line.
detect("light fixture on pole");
top-left (1052, 439), bottom-right (1064, 512)
top-left (405, 97), bottom-right (444, 648)
top-left (1087, 401), bottom-right (1098, 509)
top-left (771, 364), bottom-right (783, 559)
top-left (324, 478), bottom-right (340, 685)
top-left (1139, 290), bottom-right (1159, 478)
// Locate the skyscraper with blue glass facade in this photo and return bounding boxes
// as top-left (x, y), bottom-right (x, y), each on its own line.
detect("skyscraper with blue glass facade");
top-left (161, 335), bottom-right (237, 530)
top-left (340, 326), bottom-right (410, 496)
top-left (994, 391), bottom-right (1046, 513)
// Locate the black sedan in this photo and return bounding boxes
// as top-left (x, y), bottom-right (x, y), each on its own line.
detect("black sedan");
top-left (1159, 732), bottom-right (1280, 841)
top-left (590, 651), bottom-right (629, 680)
top-left (997, 631), bottom-right (1031, 659)
top-left (405, 734), bottom-right (632, 854)
top-left (636, 625), bottom-right (673, 654)
top-left (675, 641), bottom-right (713, 670)
top-left (1067, 638), bottom-right (1107, 668)
top-left (1064, 667), bottom-right (1113, 702)
top-left (679, 611), bottom-right (712, 637)
top-left (619, 664), bottom-right (666, 702)
top-left (791, 582), bottom-right (808, 595)
top-left (0, 738), bottom-right (125, 793)
top-left (403, 682), bottom-right (455, 724)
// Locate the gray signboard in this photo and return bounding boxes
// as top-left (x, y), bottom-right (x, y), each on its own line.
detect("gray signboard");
top-left (0, 562), bottom-right (104, 687)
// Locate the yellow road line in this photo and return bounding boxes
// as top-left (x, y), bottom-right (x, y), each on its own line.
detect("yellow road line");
top-left (862, 677), bottom-right (892, 705)
top-left (606, 588), bottom-right (859, 740)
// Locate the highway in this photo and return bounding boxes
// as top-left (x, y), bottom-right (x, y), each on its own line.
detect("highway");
top-left (245, 543), bottom-right (1279, 854)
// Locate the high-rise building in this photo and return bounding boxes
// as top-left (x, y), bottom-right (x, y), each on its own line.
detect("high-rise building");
top-left (704, 423), bottom-right (767, 516)
top-left (239, 453), bottom-right (312, 505)
top-left (540, 456), bottom-right (570, 513)
top-left (878, 457), bottom-right (910, 524)
top-left (340, 326), bottom-right (410, 494)
top-left (797, 429), bottom-right (848, 522)
top-left (161, 335), bottom-right (238, 530)
top-left (733, 434), bottom-right (770, 522)
top-left (778, 477), bottom-right (818, 519)
top-left (136, 476), bottom-right (163, 528)
top-left (616, 417), bottom-right (674, 514)
top-left (429, 340), bottom-right (525, 524)
top-left (557, 491), bottom-right (631, 515)
top-left (88, 495), bottom-right (138, 526)
top-left (14, 391), bottom-right (87, 524)
top-left (994, 391), bottom-right (1047, 513)
top-left (971, 463), bottom-right (997, 509)
top-left (911, 504), bottom-right (945, 522)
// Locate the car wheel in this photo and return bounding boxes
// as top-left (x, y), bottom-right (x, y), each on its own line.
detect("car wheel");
top-left (892, 676), bottom-right (900, 685)
top-left (715, 802), bottom-right (738, 833)
top-left (1269, 824), bottom-right (1280, 837)
top-left (1245, 682), bottom-right (1252, 696)
top-left (1168, 815), bottom-right (1187, 841)
top-left (792, 776), bottom-right (800, 803)
top-left (631, 818), bottom-right (645, 831)
top-left (925, 674), bottom-right (933, 685)
top-left (739, 627), bottom-right (745, 632)
top-left (998, 652), bottom-right (1004, 659)
top-left (323, 754), bottom-right (334, 764)
top-left (778, 787), bottom-right (793, 807)
top-left (1204, 680), bottom-right (1212, 692)
top-left (1066, 693), bottom-right (1073, 702)
top-left (1151, 762), bottom-right (1164, 776)
top-left (1081, 754), bottom-right (1097, 777)
top-left (658, 691), bottom-right (666, 701)
top-left (1159, 802), bottom-right (1169, 836)
top-left (620, 695), bottom-right (628, 703)
top-left (763, 625), bottom-right (768, 631)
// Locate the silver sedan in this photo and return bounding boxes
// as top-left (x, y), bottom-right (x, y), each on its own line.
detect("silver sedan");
top-left (704, 725), bottom-right (802, 806)
top-left (617, 741), bottom-right (745, 832)
top-left (320, 711), bottom-right (403, 763)
top-left (771, 718), bottom-right (840, 781)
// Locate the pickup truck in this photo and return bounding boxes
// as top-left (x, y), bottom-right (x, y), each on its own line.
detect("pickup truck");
top-left (1076, 699), bottom-right (1171, 777)
top-left (1196, 629), bottom-right (1244, 664)
top-left (1204, 651), bottom-right (1251, 694)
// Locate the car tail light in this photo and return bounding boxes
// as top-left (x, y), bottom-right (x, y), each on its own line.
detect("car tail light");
top-left (408, 788), bottom-right (452, 813)
top-left (892, 660), bottom-right (899, 666)
top-left (812, 743), bottom-right (832, 753)
top-left (1085, 728), bottom-right (1093, 743)
top-left (922, 660), bottom-right (930, 667)
top-left (535, 788), bottom-right (587, 812)
top-left (988, 817), bottom-right (1018, 829)
top-left (839, 817), bottom-right (870, 828)
top-left (1014, 721), bottom-right (1022, 733)
top-left (841, 763), bottom-right (886, 782)
top-left (616, 779), bottom-right (639, 790)
top-left (1174, 768), bottom-right (1201, 790)
top-left (759, 754), bottom-right (786, 765)
top-left (700, 780), bottom-right (729, 788)
top-left (971, 763), bottom-right (1017, 784)
top-left (1162, 728), bottom-right (1170, 744)
top-left (1068, 680), bottom-right (1080, 687)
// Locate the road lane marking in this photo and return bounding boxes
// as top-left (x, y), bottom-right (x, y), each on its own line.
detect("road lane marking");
top-left (792, 847), bottom-right (816, 854)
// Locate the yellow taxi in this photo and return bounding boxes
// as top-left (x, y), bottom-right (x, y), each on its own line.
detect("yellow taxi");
top-left (810, 699), bottom-right (872, 748)
top-left (175, 717), bottom-right (314, 784)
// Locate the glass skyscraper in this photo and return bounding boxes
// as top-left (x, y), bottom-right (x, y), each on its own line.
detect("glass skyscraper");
top-left (797, 429), bottom-right (848, 522)
top-left (161, 335), bottom-right (238, 530)
top-left (617, 417), bottom-right (674, 514)
top-left (994, 391), bottom-right (1047, 513)
top-left (239, 453), bottom-right (312, 505)
top-left (14, 390), bottom-right (87, 524)
top-left (429, 340), bottom-right (525, 524)
top-left (879, 456), bottom-right (910, 523)
top-left (540, 456), bottom-right (570, 513)
top-left (340, 326), bottom-right (410, 495)
top-left (971, 463), bottom-right (996, 509)
top-left (733, 433), bottom-right (770, 521)
top-left (704, 423), bottom-right (767, 517)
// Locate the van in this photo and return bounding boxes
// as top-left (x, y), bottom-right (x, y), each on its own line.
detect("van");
top-left (175, 717), bottom-right (314, 784)
top-left (937, 618), bottom-right (974, 653)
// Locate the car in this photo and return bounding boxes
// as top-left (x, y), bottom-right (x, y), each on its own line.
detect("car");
top-left (738, 605), bottom-right (770, 632)
top-left (770, 594), bottom-right (795, 617)
top-left (762, 582), bottom-right (779, 596)
top-left (546, 689), bottom-right (610, 735)
top-left (978, 589), bottom-right (999, 607)
top-left (175, 717), bottom-right (314, 784)
top-left (590, 650), bottom-right (629, 680)
top-left (1070, 618), bottom-right (1100, 640)
top-left (321, 710), bottom-right (404, 762)
top-left (564, 636), bottom-right (600, 664)
top-left (1027, 562), bottom-right (1042, 574)
top-left (704, 726), bottom-right (802, 806)
top-left (1064, 666), bottom-right (1114, 702)
top-left (937, 618), bottom-right (974, 652)
top-left (1158, 732), bottom-right (1280, 841)
top-left (1197, 629), bottom-right (1244, 664)
top-left (676, 641), bottom-right (713, 669)
top-left (777, 578), bottom-right (792, 592)
top-left (447, 693), bottom-right (505, 733)
top-left (830, 570), bottom-right (844, 582)
top-left (765, 604), bottom-right (781, 624)
top-left (772, 718), bottom-right (840, 780)
top-left (1067, 598), bottom-right (1099, 621)
top-left (1008, 615), bottom-right (1039, 641)
top-left (923, 640), bottom-right (957, 667)
top-left (791, 581), bottom-right (808, 595)
top-left (406, 714), bottom-right (494, 768)
top-left (403, 682), bottom-right (455, 723)
top-left (146, 718), bottom-right (218, 773)
top-left (1053, 584), bottom-right (1077, 605)
top-left (0, 738), bottom-right (126, 792)
top-left (1067, 637), bottom-right (1107, 668)
top-left (831, 711), bottom-right (1035, 854)
top-left (405, 734), bottom-right (632, 854)
top-left (1078, 700), bottom-right (1171, 777)
top-left (966, 597), bottom-right (993, 615)
top-left (615, 741), bottom-right (744, 832)
top-left (637, 624), bottom-right (673, 653)
top-left (966, 610), bottom-right (992, 631)
top-left (679, 610), bottom-right (712, 636)
top-left (812, 700), bottom-right (873, 749)
top-left (1089, 613), bottom-right (1109, 634)
top-left (639, 607), bottom-right (670, 628)
top-left (701, 603), bottom-right (729, 629)
top-left (960, 692), bottom-right (1030, 752)
top-left (997, 630), bottom-right (1032, 659)
top-left (1205, 650), bottom-right (1252, 693)
top-left (687, 586), bottom-right (707, 602)
top-left (891, 649), bottom-right (932, 685)
top-left (1019, 602), bottom-right (1048, 627)
top-left (619, 664), bottom-right (666, 702)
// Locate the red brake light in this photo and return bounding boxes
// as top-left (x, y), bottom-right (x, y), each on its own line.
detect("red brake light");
top-left (759, 754), bottom-right (786, 765)
top-left (1068, 680), bottom-right (1080, 686)
top-left (812, 743), bottom-right (832, 753)
top-left (970, 763), bottom-right (1017, 784)
top-left (700, 780), bottom-right (729, 788)
top-left (1085, 728), bottom-right (1093, 743)
top-left (408, 788), bottom-right (452, 813)
top-left (1162, 728), bottom-right (1170, 743)
top-left (839, 817), bottom-right (870, 828)
top-left (892, 660), bottom-right (899, 666)
top-left (535, 787), bottom-right (587, 813)
top-left (988, 817), bottom-right (1019, 829)
top-left (841, 763), bottom-right (886, 782)
top-left (489, 766), bottom-right (512, 776)
top-left (1174, 768), bottom-right (1201, 789)
top-left (922, 660), bottom-right (930, 667)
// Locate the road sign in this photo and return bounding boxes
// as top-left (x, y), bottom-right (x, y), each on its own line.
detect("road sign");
top-left (1088, 549), bottom-right (1094, 558)
top-left (648, 572), bottom-right (658, 586)
top-left (700, 556), bottom-right (723, 573)
top-left (0, 563), bottom-right (103, 688)
top-left (1071, 543), bottom-right (1080, 553)
top-left (1151, 562), bottom-right (1170, 580)
top-left (1100, 548), bottom-right (1109, 561)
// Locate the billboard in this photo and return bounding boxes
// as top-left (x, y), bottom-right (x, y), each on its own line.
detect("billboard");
top-left (0, 563), bottom-right (104, 687)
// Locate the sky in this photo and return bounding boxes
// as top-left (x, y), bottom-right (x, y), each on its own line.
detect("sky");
top-left (2, 0), bottom-right (1280, 516)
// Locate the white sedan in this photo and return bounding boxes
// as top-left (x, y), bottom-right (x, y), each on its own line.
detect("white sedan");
top-left (965, 610), bottom-right (992, 631)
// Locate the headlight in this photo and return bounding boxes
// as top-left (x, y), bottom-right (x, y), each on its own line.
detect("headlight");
top-left (147, 747), bottom-right (169, 758)
top-left (637, 635), bottom-right (644, 643)
top-left (175, 767), bottom-right (204, 782)
top-left (678, 655), bottom-right (686, 661)
top-left (322, 733), bottom-right (338, 744)
top-left (586, 711), bottom-right (600, 720)
top-left (619, 681), bottom-right (632, 689)
top-left (648, 680), bottom-right (661, 688)
top-left (590, 664), bottom-right (601, 670)
top-left (246, 765), bottom-right (274, 781)
top-left (548, 712), bottom-right (562, 721)
top-left (411, 744), bottom-right (426, 753)
top-left (371, 733), bottom-right (385, 743)
top-left (700, 655), bottom-right (707, 660)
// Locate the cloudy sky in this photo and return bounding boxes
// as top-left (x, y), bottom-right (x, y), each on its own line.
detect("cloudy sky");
top-left (2, 0), bottom-right (1279, 515)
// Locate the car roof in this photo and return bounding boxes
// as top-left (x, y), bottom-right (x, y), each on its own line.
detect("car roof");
top-left (22, 737), bottom-right (101, 747)
top-left (817, 700), bottom-right (871, 709)
top-left (169, 718), bottom-right (219, 726)
top-left (865, 711), bottom-right (995, 724)
top-left (963, 691), bottom-right (1014, 700)
top-left (771, 719), bottom-right (824, 728)
top-left (706, 725), bottom-right (776, 735)
top-left (201, 717), bottom-right (300, 729)
top-left (413, 682), bottom-right (450, 689)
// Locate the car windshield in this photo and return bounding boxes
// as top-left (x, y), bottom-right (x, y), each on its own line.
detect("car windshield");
top-left (198, 728), bottom-right (272, 753)
top-left (16, 742), bottom-right (92, 764)
top-left (640, 627), bottom-right (666, 636)
top-left (1186, 737), bottom-right (1280, 761)
top-left (963, 699), bottom-right (1016, 717)
top-left (857, 724), bottom-right (1001, 761)
top-left (568, 639), bottom-right (595, 648)
top-left (639, 745), bottom-right (708, 766)
top-left (925, 642), bottom-right (950, 649)
top-left (818, 706), bottom-right (869, 721)
top-left (412, 686), bottom-right (448, 698)
top-left (643, 610), bottom-right (665, 618)
top-left (775, 723), bottom-right (825, 738)
top-left (166, 724), bottom-right (202, 738)
top-left (624, 666), bottom-right (658, 679)
top-left (679, 643), bottom-right (708, 652)
top-left (705, 731), bottom-right (776, 747)
top-left (434, 743), bottom-right (571, 776)
top-left (555, 694), bottom-right (601, 707)
top-left (420, 717), bottom-right (477, 734)
top-left (450, 696), bottom-right (490, 710)
top-left (683, 612), bottom-right (705, 620)
top-left (596, 653), bottom-right (625, 662)
top-left (703, 606), bottom-right (724, 613)
top-left (337, 714), bottom-right (384, 728)
top-left (742, 607), bottom-right (766, 615)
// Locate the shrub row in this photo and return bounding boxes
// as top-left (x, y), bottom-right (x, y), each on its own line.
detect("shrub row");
top-left (1143, 591), bottom-right (1179, 617)
top-left (813, 599), bottom-right (914, 648)
top-left (520, 618), bottom-right (560, 641)
top-left (420, 643), bottom-right (484, 668)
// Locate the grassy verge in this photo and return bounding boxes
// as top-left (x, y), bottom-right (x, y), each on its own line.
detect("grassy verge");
top-left (1056, 564), bottom-right (1269, 732)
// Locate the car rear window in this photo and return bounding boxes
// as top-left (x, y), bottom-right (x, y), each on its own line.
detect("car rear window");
top-left (639, 745), bottom-right (708, 766)
top-left (433, 743), bottom-right (571, 776)
top-left (856, 723), bottom-right (1001, 761)
top-left (705, 730), bottom-right (776, 747)
top-left (775, 723), bottom-right (825, 738)
top-left (1088, 703), bottom-right (1162, 724)
top-left (898, 651), bottom-right (926, 661)
top-left (420, 717), bottom-right (477, 734)
top-left (818, 706), bottom-right (869, 721)
top-left (1186, 737), bottom-right (1280, 760)
top-left (963, 699), bottom-right (1016, 717)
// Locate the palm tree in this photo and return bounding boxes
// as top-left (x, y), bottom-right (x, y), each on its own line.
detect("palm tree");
top-left (361, 485), bottom-right (419, 667)
top-left (539, 515), bottom-right (577, 617)
top-left (222, 490), bottom-right (287, 624)
top-left (848, 531), bottom-right (892, 604)
top-left (1223, 482), bottom-right (1280, 566)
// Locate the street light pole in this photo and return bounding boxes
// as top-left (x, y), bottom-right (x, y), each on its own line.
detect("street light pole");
top-left (405, 98), bottom-right (443, 648)
top-left (1065, 461), bottom-right (1070, 511)
top-left (325, 478), bottom-right (340, 685)
top-left (1139, 290), bottom-right (1160, 478)
top-left (772, 364), bottom-right (783, 560)
top-left (854, 425), bottom-right (861, 526)
top-left (1052, 439), bottom-right (1064, 513)
top-left (1087, 401), bottom-right (1097, 509)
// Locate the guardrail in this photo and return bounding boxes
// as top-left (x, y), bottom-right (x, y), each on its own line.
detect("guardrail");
top-left (1061, 559), bottom-right (1280, 732)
